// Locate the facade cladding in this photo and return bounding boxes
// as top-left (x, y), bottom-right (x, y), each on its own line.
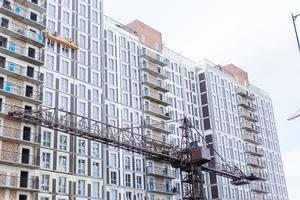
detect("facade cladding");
top-left (0, 1), bottom-right (288, 200)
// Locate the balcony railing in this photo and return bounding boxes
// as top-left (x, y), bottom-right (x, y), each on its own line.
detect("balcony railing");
top-left (146, 166), bottom-right (176, 179)
top-left (141, 76), bottom-right (169, 93)
top-left (0, 18), bottom-right (44, 47)
top-left (143, 134), bottom-right (172, 146)
top-left (247, 170), bottom-right (267, 181)
top-left (237, 97), bottom-right (257, 111)
top-left (143, 104), bottom-right (172, 120)
top-left (144, 119), bottom-right (173, 134)
top-left (0, 174), bottom-right (39, 191)
top-left (140, 48), bottom-right (168, 66)
top-left (0, 40), bottom-right (44, 65)
top-left (14, 0), bottom-right (47, 13)
top-left (240, 121), bottom-right (260, 133)
top-left (236, 87), bottom-right (255, 101)
top-left (0, 125), bottom-right (39, 144)
top-left (250, 183), bottom-right (270, 193)
top-left (142, 90), bottom-right (172, 106)
top-left (141, 62), bottom-right (167, 79)
top-left (0, 81), bottom-right (42, 103)
top-left (242, 131), bottom-right (262, 145)
top-left (245, 145), bottom-right (264, 157)
top-left (0, 0), bottom-right (46, 29)
top-left (245, 157), bottom-right (266, 168)
top-left (0, 61), bottom-right (43, 83)
top-left (147, 183), bottom-right (178, 195)
top-left (239, 108), bottom-right (259, 122)
top-left (0, 149), bottom-right (39, 167)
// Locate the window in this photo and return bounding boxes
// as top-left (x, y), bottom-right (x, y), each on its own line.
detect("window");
top-left (108, 44), bottom-right (114, 56)
top-left (79, 51), bottom-right (86, 64)
top-left (61, 78), bottom-right (68, 93)
top-left (79, 19), bottom-right (86, 31)
top-left (124, 157), bottom-right (131, 170)
top-left (79, 34), bottom-right (86, 48)
top-left (136, 159), bottom-right (142, 172)
top-left (125, 192), bottom-right (132, 200)
top-left (120, 37), bottom-right (126, 48)
top-left (62, 0), bottom-right (70, 7)
top-left (79, 4), bottom-right (86, 16)
top-left (59, 135), bottom-right (68, 150)
top-left (92, 56), bottom-right (99, 69)
top-left (78, 84), bottom-right (86, 98)
top-left (92, 25), bottom-right (99, 38)
top-left (92, 72), bottom-right (99, 86)
top-left (62, 11), bottom-right (70, 24)
top-left (110, 171), bottom-right (117, 184)
top-left (92, 106), bottom-right (100, 121)
top-left (58, 176), bottom-right (66, 193)
top-left (108, 73), bottom-right (115, 85)
top-left (137, 193), bottom-right (143, 200)
top-left (92, 0), bottom-right (98, 8)
top-left (42, 152), bottom-right (51, 169)
top-left (107, 30), bottom-right (114, 42)
top-left (48, 4), bottom-right (56, 18)
top-left (136, 176), bottom-right (142, 189)
top-left (109, 104), bottom-right (116, 117)
top-left (61, 60), bottom-right (69, 75)
top-left (92, 182), bottom-right (100, 198)
top-left (42, 131), bottom-right (51, 147)
top-left (108, 88), bottom-right (115, 101)
top-left (92, 89), bottom-right (100, 103)
top-left (122, 78), bottom-right (128, 91)
top-left (78, 159), bottom-right (86, 175)
top-left (92, 162), bottom-right (100, 177)
top-left (41, 174), bottom-right (50, 191)
top-left (44, 91), bottom-right (53, 107)
top-left (92, 40), bottom-right (99, 53)
top-left (62, 26), bottom-right (70, 39)
top-left (78, 102), bottom-right (86, 116)
top-left (46, 54), bottom-right (54, 69)
top-left (60, 96), bottom-right (68, 111)
top-left (108, 58), bottom-right (114, 70)
top-left (122, 93), bottom-right (129, 106)
top-left (47, 20), bottom-right (56, 33)
top-left (78, 180), bottom-right (85, 196)
top-left (92, 10), bottom-right (98, 23)
top-left (110, 153), bottom-right (117, 167)
top-left (125, 174), bottom-right (131, 187)
top-left (45, 73), bottom-right (53, 87)
top-left (121, 50), bottom-right (127, 62)
top-left (111, 190), bottom-right (117, 200)
top-left (79, 67), bottom-right (86, 81)
top-left (78, 139), bottom-right (86, 154)
top-left (92, 142), bottom-right (100, 158)
top-left (58, 155), bottom-right (67, 172)
top-left (121, 64), bottom-right (128, 76)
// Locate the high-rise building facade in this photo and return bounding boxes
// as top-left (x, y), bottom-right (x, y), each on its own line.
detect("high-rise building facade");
top-left (0, 0), bottom-right (288, 200)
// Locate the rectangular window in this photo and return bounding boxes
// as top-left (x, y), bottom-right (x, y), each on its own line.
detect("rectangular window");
top-left (136, 159), bottom-right (142, 172)
top-left (42, 152), bottom-right (50, 169)
top-left (41, 174), bottom-right (50, 191)
top-left (92, 162), bottom-right (100, 177)
top-left (44, 91), bottom-right (53, 107)
top-left (78, 139), bottom-right (86, 154)
top-left (42, 131), bottom-right (51, 147)
top-left (124, 157), bottom-right (131, 170)
top-left (62, 11), bottom-right (70, 24)
top-left (92, 182), bottom-right (100, 198)
top-left (46, 54), bottom-right (54, 69)
top-left (78, 159), bottom-right (86, 175)
top-left (92, 106), bottom-right (100, 121)
top-left (78, 84), bottom-right (86, 98)
top-left (110, 171), bottom-right (117, 185)
top-left (92, 89), bottom-right (100, 103)
top-left (45, 73), bottom-right (53, 88)
top-left (78, 102), bottom-right (86, 116)
top-left (126, 192), bottom-right (132, 200)
top-left (136, 176), bottom-right (142, 189)
top-left (58, 155), bottom-right (67, 172)
top-left (79, 67), bottom-right (86, 81)
top-left (107, 30), bottom-right (113, 42)
top-left (78, 180), bottom-right (85, 196)
top-left (92, 142), bottom-right (100, 158)
top-left (92, 72), bottom-right (99, 86)
top-left (79, 4), bottom-right (86, 16)
top-left (61, 78), bottom-right (68, 92)
top-left (58, 176), bottom-right (66, 193)
top-left (125, 174), bottom-right (131, 187)
top-left (60, 96), bottom-right (68, 111)
top-left (59, 135), bottom-right (68, 150)
top-left (92, 40), bottom-right (99, 53)
top-left (92, 55), bottom-right (99, 69)
top-left (61, 60), bottom-right (69, 75)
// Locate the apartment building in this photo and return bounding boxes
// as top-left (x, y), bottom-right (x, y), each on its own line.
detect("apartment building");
top-left (197, 61), bottom-right (288, 200)
top-left (0, 0), bottom-right (288, 200)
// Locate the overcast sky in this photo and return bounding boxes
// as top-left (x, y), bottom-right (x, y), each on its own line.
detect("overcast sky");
top-left (104, 0), bottom-right (300, 199)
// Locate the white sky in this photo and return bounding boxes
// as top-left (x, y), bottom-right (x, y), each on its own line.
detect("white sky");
top-left (104, 0), bottom-right (300, 199)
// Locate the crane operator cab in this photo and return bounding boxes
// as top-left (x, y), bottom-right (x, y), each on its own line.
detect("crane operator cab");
top-left (189, 141), bottom-right (211, 165)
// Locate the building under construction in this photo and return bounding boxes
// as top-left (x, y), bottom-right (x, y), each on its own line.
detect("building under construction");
top-left (0, 0), bottom-right (288, 200)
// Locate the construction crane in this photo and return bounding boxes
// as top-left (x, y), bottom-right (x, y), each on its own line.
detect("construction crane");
top-left (287, 109), bottom-right (300, 121)
top-left (5, 105), bottom-right (261, 200)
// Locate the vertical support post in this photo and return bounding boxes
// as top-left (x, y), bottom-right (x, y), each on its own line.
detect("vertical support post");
top-left (292, 13), bottom-right (300, 52)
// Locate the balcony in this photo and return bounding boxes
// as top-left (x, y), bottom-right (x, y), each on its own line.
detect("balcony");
top-left (237, 97), bottom-right (257, 111)
top-left (0, 38), bottom-right (44, 65)
top-left (146, 166), bottom-right (176, 179)
top-left (142, 90), bottom-right (172, 106)
top-left (0, 0), bottom-right (46, 30)
top-left (140, 48), bottom-right (167, 66)
top-left (141, 62), bottom-right (168, 80)
top-left (0, 81), bottom-right (42, 104)
top-left (245, 145), bottom-right (264, 157)
top-left (239, 108), bottom-right (259, 122)
top-left (250, 183), bottom-right (269, 193)
top-left (14, 0), bottom-right (47, 13)
top-left (141, 76), bottom-right (169, 93)
top-left (240, 121), bottom-right (260, 133)
top-left (247, 170), bottom-right (267, 181)
top-left (0, 174), bottom-right (39, 191)
top-left (0, 125), bottom-right (39, 145)
top-left (245, 157), bottom-right (266, 168)
top-left (0, 59), bottom-right (43, 84)
top-left (242, 131), bottom-right (262, 145)
top-left (236, 87), bottom-right (255, 101)
top-left (0, 18), bottom-right (44, 47)
top-left (144, 119), bottom-right (173, 134)
top-left (147, 183), bottom-right (178, 195)
top-left (143, 104), bottom-right (172, 120)
top-left (143, 134), bottom-right (172, 146)
top-left (0, 149), bottom-right (39, 168)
